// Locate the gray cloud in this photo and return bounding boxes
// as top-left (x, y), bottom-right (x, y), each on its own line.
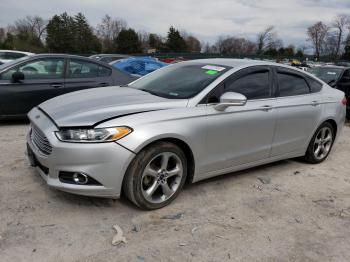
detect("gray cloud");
top-left (0, 0), bottom-right (349, 47)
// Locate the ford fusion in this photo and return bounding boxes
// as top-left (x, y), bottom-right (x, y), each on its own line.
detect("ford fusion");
top-left (26, 59), bottom-right (346, 210)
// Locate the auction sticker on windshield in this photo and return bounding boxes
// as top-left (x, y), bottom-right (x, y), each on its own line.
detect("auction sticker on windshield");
top-left (201, 65), bottom-right (226, 72)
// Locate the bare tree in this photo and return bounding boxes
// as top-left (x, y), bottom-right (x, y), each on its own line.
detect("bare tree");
top-left (0, 27), bottom-right (6, 43)
top-left (96, 15), bottom-right (127, 52)
top-left (214, 36), bottom-right (256, 55)
top-left (137, 30), bottom-right (150, 52)
top-left (307, 21), bottom-right (329, 59)
top-left (257, 26), bottom-right (278, 54)
top-left (179, 30), bottom-right (202, 52)
top-left (14, 15), bottom-right (47, 41)
top-left (202, 42), bottom-right (215, 53)
top-left (332, 14), bottom-right (350, 58)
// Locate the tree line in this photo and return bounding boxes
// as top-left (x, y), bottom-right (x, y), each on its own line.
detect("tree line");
top-left (0, 12), bottom-right (350, 60)
top-left (0, 13), bottom-right (200, 55)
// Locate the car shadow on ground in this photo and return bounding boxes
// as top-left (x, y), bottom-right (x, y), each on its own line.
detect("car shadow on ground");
top-left (0, 119), bottom-right (29, 126)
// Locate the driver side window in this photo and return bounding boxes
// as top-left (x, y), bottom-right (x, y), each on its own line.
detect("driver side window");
top-left (0, 58), bottom-right (64, 81)
top-left (204, 67), bottom-right (272, 104)
top-left (225, 70), bottom-right (271, 100)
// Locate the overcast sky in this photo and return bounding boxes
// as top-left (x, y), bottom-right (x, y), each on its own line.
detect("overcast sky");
top-left (1, 0), bottom-right (349, 48)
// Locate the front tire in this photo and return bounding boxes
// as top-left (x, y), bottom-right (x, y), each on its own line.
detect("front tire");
top-left (123, 142), bottom-right (187, 210)
top-left (303, 122), bottom-right (335, 164)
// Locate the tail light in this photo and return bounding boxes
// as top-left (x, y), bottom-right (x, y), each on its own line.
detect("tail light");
top-left (341, 97), bottom-right (347, 106)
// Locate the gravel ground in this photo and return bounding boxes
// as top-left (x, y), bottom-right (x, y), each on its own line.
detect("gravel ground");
top-left (0, 122), bottom-right (350, 262)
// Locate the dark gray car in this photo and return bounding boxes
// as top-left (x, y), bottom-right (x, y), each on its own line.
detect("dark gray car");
top-left (308, 66), bottom-right (350, 119)
top-left (0, 54), bottom-right (135, 118)
top-left (89, 54), bottom-right (129, 64)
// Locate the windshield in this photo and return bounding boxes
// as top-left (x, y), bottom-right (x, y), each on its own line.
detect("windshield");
top-left (308, 67), bottom-right (343, 83)
top-left (128, 63), bottom-right (231, 99)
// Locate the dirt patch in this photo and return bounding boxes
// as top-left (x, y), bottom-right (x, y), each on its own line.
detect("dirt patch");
top-left (1, 123), bottom-right (350, 261)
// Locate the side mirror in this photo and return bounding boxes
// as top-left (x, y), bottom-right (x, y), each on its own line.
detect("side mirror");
top-left (214, 92), bottom-right (247, 111)
top-left (327, 79), bottom-right (337, 87)
top-left (12, 71), bottom-right (24, 83)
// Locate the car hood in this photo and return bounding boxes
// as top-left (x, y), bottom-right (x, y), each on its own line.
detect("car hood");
top-left (38, 86), bottom-right (188, 127)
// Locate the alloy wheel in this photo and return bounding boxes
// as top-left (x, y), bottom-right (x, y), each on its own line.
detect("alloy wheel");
top-left (313, 126), bottom-right (333, 160)
top-left (141, 152), bottom-right (183, 204)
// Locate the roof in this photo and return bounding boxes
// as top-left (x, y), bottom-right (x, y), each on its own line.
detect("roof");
top-left (185, 58), bottom-right (286, 68)
top-left (31, 53), bottom-right (92, 59)
top-left (0, 50), bottom-right (34, 55)
top-left (183, 58), bottom-right (324, 83)
top-left (90, 54), bottom-right (129, 58)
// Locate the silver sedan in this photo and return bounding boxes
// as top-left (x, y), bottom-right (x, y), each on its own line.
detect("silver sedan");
top-left (26, 59), bottom-right (347, 209)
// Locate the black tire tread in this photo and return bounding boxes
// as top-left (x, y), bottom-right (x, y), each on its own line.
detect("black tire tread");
top-left (302, 122), bottom-right (334, 164)
top-left (123, 141), bottom-right (187, 210)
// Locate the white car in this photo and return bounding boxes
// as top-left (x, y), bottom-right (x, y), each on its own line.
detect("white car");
top-left (0, 50), bottom-right (34, 65)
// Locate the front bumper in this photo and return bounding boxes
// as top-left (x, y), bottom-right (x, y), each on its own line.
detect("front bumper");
top-left (26, 107), bottom-right (135, 198)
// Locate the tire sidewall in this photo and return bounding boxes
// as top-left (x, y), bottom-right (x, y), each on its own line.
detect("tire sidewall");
top-left (130, 142), bottom-right (187, 210)
top-left (307, 122), bottom-right (335, 163)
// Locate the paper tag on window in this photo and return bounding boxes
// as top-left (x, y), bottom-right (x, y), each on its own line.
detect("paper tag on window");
top-left (202, 65), bottom-right (226, 72)
top-left (327, 72), bottom-right (336, 75)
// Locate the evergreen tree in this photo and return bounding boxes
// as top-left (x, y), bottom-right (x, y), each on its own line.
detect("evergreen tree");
top-left (46, 13), bottom-right (75, 52)
top-left (46, 12), bottom-right (101, 53)
top-left (165, 26), bottom-right (187, 52)
top-left (149, 33), bottom-right (163, 50)
top-left (74, 13), bottom-right (101, 53)
top-left (114, 29), bottom-right (142, 54)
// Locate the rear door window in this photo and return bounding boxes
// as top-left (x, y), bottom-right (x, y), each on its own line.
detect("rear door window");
top-left (68, 59), bottom-right (99, 78)
top-left (98, 66), bottom-right (112, 77)
top-left (306, 77), bottom-right (322, 93)
top-left (277, 71), bottom-right (310, 97)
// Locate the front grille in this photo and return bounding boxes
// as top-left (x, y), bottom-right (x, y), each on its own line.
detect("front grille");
top-left (30, 124), bottom-right (52, 156)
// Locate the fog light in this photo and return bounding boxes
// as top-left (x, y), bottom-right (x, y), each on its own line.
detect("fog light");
top-left (58, 171), bottom-right (102, 186)
top-left (73, 172), bottom-right (89, 185)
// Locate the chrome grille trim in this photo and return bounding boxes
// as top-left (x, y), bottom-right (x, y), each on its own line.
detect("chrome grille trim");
top-left (30, 123), bottom-right (52, 155)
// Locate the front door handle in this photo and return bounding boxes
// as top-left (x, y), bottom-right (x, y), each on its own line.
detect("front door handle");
top-left (260, 105), bottom-right (273, 112)
top-left (51, 83), bottom-right (63, 88)
top-left (311, 101), bottom-right (320, 106)
top-left (99, 83), bottom-right (109, 87)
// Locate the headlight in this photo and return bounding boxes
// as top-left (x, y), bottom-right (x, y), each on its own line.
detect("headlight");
top-left (55, 127), bottom-right (132, 143)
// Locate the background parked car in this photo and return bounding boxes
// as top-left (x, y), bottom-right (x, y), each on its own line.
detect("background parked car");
top-left (0, 50), bottom-right (34, 65)
top-left (89, 54), bottom-right (129, 63)
top-left (308, 66), bottom-right (350, 119)
top-left (110, 56), bottom-right (168, 76)
top-left (0, 54), bottom-right (136, 118)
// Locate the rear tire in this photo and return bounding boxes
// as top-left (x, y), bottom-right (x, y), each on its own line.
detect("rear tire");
top-left (123, 142), bottom-right (187, 210)
top-left (303, 122), bottom-right (335, 164)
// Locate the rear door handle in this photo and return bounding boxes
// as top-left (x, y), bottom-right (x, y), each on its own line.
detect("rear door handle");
top-left (260, 105), bottom-right (273, 112)
top-left (311, 101), bottom-right (320, 106)
top-left (51, 83), bottom-right (63, 88)
top-left (99, 83), bottom-right (109, 87)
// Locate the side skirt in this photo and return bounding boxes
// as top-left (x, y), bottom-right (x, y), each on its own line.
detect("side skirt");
top-left (192, 150), bottom-right (305, 183)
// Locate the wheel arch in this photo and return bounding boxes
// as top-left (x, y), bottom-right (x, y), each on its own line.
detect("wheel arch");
top-left (124, 136), bottom-right (196, 186)
top-left (323, 119), bottom-right (338, 139)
